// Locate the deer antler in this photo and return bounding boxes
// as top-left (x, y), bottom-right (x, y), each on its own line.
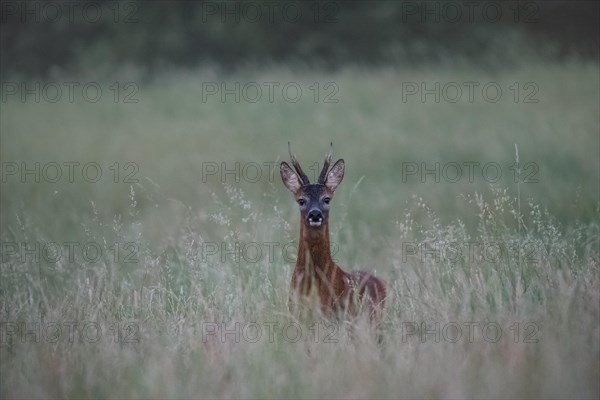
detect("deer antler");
top-left (288, 142), bottom-right (310, 185)
top-left (318, 142), bottom-right (333, 184)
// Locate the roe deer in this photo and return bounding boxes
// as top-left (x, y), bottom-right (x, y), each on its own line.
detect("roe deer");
top-left (280, 143), bottom-right (386, 323)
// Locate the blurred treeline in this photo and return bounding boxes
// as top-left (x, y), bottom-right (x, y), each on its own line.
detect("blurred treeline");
top-left (1, 0), bottom-right (598, 78)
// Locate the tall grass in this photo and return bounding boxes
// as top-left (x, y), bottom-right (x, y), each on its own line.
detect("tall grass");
top-left (1, 62), bottom-right (598, 398)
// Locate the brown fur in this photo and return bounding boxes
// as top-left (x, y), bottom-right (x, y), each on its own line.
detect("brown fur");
top-left (289, 211), bottom-right (386, 321)
top-left (281, 143), bottom-right (386, 323)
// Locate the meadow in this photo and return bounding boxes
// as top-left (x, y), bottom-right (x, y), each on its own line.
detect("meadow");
top-left (1, 60), bottom-right (598, 398)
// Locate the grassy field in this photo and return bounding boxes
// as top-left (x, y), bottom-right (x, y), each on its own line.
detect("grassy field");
top-left (1, 61), bottom-right (599, 398)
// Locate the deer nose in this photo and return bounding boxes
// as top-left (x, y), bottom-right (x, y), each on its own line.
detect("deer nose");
top-left (307, 209), bottom-right (323, 223)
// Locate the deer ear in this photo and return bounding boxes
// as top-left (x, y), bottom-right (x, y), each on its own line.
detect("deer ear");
top-left (280, 162), bottom-right (303, 193)
top-left (325, 159), bottom-right (345, 192)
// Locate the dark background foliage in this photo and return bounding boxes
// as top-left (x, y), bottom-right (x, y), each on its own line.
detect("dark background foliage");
top-left (2, 0), bottom-right (598, 78)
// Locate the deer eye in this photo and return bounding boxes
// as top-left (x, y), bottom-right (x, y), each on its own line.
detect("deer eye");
top-left (323, 197), bottom-right (331, 205)
top-left (297, 199), bottom-right (306, 206)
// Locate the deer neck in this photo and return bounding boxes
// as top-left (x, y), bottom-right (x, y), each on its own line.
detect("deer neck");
top-left (296, 222), bottom-right (335, 275)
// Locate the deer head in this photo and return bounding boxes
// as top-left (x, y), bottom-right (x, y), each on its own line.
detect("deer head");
top-left (280, 142), bottom-right (345, 229)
